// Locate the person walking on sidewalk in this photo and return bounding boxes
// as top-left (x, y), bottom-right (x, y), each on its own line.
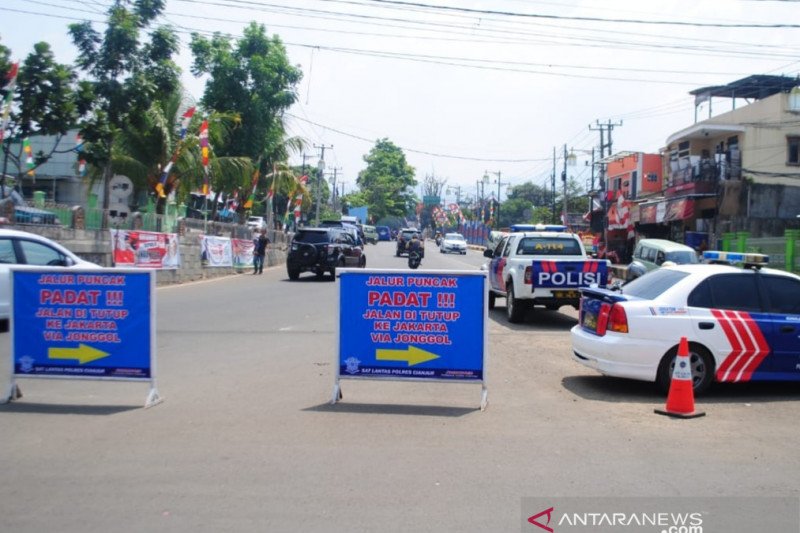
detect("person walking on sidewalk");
top-left (253, 229), bottom-right (270, 274)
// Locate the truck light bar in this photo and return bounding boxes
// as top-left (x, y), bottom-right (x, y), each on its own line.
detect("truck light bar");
top-left (510, 224), bottom-right (567, 233)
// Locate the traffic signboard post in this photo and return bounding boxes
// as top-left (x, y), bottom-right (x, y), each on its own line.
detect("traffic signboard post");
top-left (4, 268), bottom-right (161, 408)
top-left (334, 269), bottom-right (488, 410)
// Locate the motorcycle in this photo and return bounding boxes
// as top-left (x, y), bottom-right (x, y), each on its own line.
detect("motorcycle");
top-left (408, 250), bottom-right (422, 269)
top-left (435, 234), bottom-right (443, 247)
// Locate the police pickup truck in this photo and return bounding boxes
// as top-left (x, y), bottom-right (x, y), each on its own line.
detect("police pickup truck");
top-left (482, 225), bottom-right (609, 323)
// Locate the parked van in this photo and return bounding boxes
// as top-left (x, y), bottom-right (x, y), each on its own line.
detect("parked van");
top-left (362, 225), bottom-right (378, 244)
top-left (627, 238), bottom-right (699, 280)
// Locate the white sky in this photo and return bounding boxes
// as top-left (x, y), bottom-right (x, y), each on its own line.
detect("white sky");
top-left (3, 0), bottom-right (800, 205)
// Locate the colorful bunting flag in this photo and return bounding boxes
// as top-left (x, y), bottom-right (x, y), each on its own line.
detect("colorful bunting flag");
top-left (156, 107), bottom-right (197, 198)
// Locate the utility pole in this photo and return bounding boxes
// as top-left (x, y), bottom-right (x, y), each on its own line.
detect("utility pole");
top-left (313, 144), bottom-right (332, 225)
top-left (484, 170), bottom-right (508, 227)
top-left (562, 145), bottom-right (569, 226)
top-left (551, 147), bottom-right (557, 224)
top-left (589, 120), bottom-right (623, 250)
top-left (328, 167), bottom-right (342, 211)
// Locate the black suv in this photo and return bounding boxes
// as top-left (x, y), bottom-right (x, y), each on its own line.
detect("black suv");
top-left (287, 227), bottom-right (366, 280)
top-left (395, 228), bottom-right (424, 257)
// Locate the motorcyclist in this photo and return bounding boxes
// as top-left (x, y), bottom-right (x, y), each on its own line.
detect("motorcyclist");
top-left (434, 231), bottom-right (442, 247)
top-left (407, 233), bottom-right (422, 268)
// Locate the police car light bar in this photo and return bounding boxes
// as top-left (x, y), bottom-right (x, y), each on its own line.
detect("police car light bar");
top-left (702, 251), bottom-right (769, 265)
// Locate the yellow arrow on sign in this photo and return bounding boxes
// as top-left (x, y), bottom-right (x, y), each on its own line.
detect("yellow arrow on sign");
top-left (48, 344), bottom-right (110, 364)
top-left (376, 346), bottom-right (440, 366)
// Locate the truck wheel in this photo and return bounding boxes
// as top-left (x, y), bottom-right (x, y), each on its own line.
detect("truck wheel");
top-left (488, 291), bottom-right (496, 309)
top-left (506, 283), bottom-right (526, 323)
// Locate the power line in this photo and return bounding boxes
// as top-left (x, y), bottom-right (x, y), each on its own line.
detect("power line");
top-left (348, 0), bottom-right (800, 28)
top-left (286, 113), bottom-right (552, 163)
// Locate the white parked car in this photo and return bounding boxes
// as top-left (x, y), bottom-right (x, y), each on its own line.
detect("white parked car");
top-left (439, 233), bottom-right (467, 254)
top-left (246, 216), bottom-right (267, 232)
top-left (571, 251), bottom-right (800, 394)
top-left (0, 229), bottom-right (100, 325)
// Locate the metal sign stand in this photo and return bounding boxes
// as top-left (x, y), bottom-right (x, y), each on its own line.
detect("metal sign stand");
top-left (332, 269), bottom-right (489, 411)
top-left (3, 268), bottom-right (162, 409)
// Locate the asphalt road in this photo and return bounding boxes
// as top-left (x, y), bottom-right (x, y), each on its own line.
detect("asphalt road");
top-left (1, 240), bottom-right (799, 532)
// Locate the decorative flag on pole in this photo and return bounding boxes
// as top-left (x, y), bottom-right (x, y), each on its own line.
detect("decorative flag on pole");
top-left (243, 167), bottom-right (259, 210)
top-left (156, 107), bottom-right (196, 198)
top-left (294, 174), bottom-right (308, 225)
top-left (75, 133), bottom-right (87, 177)
top-left (199, 119), bottom-right (209, 195)
top-left (0, 62), bottom-right (19, 143)
top-left (22, 137), bottom-right (34, 175)
top-left (282, 181), bottom-right (295, 231)
top-left (266, 164), bottom-right (277, 228)
top-left (180, 106), bottom-right (195, 139)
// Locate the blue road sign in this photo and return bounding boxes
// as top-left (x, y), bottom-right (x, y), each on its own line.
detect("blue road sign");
top-left (337, 270), bottom-right (487, 383)
top-left (11, 269), bottom-right (154, 380)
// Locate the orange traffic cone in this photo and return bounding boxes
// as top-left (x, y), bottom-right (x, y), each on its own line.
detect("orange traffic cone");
top-left (655, 337), bottom-right (706, 419)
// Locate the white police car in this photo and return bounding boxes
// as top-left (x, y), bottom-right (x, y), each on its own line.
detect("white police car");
top-left (571, 252), bottom-right (800, 393)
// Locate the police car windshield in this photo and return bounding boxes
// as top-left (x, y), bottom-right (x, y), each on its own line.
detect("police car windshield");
top-left (622, 269), bottom-right (690, 300)
top-left (516, 237), bottom-right (581, 256)
top-left (665, 250), bottom-right (699, 264)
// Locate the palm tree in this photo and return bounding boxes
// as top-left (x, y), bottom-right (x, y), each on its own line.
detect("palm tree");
top-left (112, 90), bottom-right (253, 215)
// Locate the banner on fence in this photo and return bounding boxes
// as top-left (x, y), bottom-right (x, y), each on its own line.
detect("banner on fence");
top-left (200, 235), bottom-right (233, 267)
top-left (110, 229), bottom-right (180, 269)
top-left (232, 238), bottom-right (255, 269)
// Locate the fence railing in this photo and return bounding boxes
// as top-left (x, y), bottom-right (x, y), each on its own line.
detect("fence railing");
top-left (721, 230), bottom-right (800, 273)
top-left (8, 199), bottom-right (260, 238)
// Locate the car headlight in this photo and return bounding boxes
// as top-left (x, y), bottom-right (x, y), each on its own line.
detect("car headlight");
top-left (291, 243), bottom-right (298, 251)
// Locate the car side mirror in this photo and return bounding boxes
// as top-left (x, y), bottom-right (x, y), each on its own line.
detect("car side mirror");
top-left (483, 249), bottom-right (494, 258)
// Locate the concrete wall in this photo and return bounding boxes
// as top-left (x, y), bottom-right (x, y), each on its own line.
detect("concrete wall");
top-left (6, 223), bottom-right (290, 285)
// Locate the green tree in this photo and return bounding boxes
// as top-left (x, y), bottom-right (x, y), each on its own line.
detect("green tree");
top-left (356, 138), bottom-right (417, 221)
top-left (190, 22), bottom-right (302, 170)
top-left (69, 0), bottom-right (180, 213)
top-left (1, 41), bottom-right (85, 185)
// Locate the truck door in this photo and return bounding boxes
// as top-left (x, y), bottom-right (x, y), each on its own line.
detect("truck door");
top-left (490, 236), bottom-right (510, 292)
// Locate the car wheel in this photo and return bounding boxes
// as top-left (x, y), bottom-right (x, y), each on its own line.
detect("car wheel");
top-left (315, 268), bottom-right (325, 280)
top-left (656, 343), bottom-right (715, 395)
top-left (506, 282), bottom-right (527, 323)
top-left (440, 248), bottom-right (444, 253)
top-left (545, 303), bottom-right (560, 311)
top-left (359, 256), bottom-right (366, 268)
top-left (287, 267), bottom-right (300, 280)
top-left (488, 291), bottom-right (496, 310)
